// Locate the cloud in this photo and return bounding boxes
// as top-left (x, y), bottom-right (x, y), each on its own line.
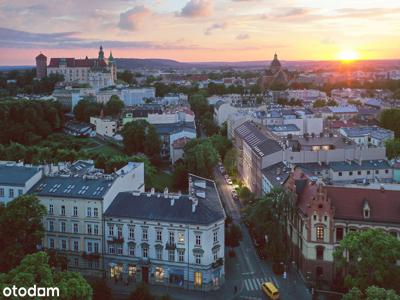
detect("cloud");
top-left (204, 22), bottom-right (227, 35)
top-left (236, 33), bottom-right (250, 40)
top-left (118, 6), bottom-right (152, 31)
top-left (275, 7), bottom-right (310, 18)
top-left (179, 0), bottom-right (212, 18)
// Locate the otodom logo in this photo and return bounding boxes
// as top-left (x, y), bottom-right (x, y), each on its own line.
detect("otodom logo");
top-left (2, 285), bottom-right (60, 298)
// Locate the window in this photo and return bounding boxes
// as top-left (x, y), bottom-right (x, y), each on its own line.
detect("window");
top-left (116, 245), bottom-right (123, 255)
top-left (324, 215), bottom-right (328, 222)
top-left (94, 207), bottom-right (98, 217)
top-left (73, 206), bottom-right (78, 217)
top-left (73, 223), bottom-right (78, 233)
top-left (168, 250), bottom-right (175, 262)
top-left (129, 245), bottom-right (135, 256)
top-left (357, 171), bottom-right (362, 175)
top-left (109, 245), bottom-right (115, 254)
top-left (336, 227), bottom-right (344, 242)
top-left (49, 204), bottom-right (54, 215)
top-left (129, 226), bottom-right (135, 240)
top-left (109, 225), bottom-right (114, 236)
top-left (142, 247), bottom-right (148, 258)
top-left (87, 242), bottom-right (93, 253)
top-left (385, 169), bottom-right (389, 174)
top-left (313, 215), bottom-right (317, 221)
top-left (349, 171), bottom-right (353, 176)
top-left (142, 228), bottom-right (148, 241)
top-left (61, 205), bottom-right (65, 216)
top-left (73, 241), bottom-right (79, 251)
top-left (316, 246), bottom-right (324, 260)
top-left (195, 253), bottom-right (201, 264)
top-left (213, 231), bottom-right (218, 244)
top-left (117, 225), bottom-right (122, 238)
top-left (195, 234), bottom-right (201, 246)
top-left (87, 224), bottom-right (92, 235)
top-left (94, 242), bottom-right (99, 253)
top-left (338, 172), bottom-right (342, 177)
top-left (316, 226), bottom-right (324, 240)
top-left (169, 232), bottom-right (175, 244)
top-left (61, 240), bottom-right (67, 250)
top-left (178, 249), bottom-right (185, 262)
top-left (178, 232), bottom-right (184, 243)
top-left (375, 170), bottom-right (379, 174)
top-left (49, 238), bottom-right (55, 249)
top-left (61, 222), bottom-right (66, 233)
top-left (94, 224), bottom-right (99, 235)
top-left (9, 188), bottom-right (14, 198)
top-left (74, 258), bottom-right (79, 267)
top-left (194, 272), bottom-right (202, 287)
top-left (156, 230), bottom-right (162, 242)
top-left (364, 209), bottom-right (370, 219)
top-left (87, 207), bottom-right (91, 217)
top-left (18, 189), bottom-right (23, 196)
top-left (156, 248), bottom-right (162, 260)
top-left (367, 170), bottom-right (371, 175)
top-left (0, 188), bottom-right (4, 197)
top-left (49, 220), bottom-right (54, 232)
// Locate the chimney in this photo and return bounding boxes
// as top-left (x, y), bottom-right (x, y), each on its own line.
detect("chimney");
top-left (191, 196), bottom-right (198, 213)
top-left (164, 187), bottom-right (168, 198)
top-left (380, 184), bottom-right (385, 193)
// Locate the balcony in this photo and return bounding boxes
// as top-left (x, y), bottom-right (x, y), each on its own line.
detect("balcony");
top-left (81, 252), bottom-right (100, 261)
top-left (165, 242), bottom-right (176, 251)
top-left (212, 258), bottom-right (224, 269)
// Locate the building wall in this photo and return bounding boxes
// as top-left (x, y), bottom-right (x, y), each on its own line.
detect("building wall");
top-left (103, 216), bottom-right (225, 291)
top-left (329, 168), bottom-right (393, 182)
top-left (121, 88), bottom-right (156, 106)
top-left (90, 117), bottom-right (117, 137)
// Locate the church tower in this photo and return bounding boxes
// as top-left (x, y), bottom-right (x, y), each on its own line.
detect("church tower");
top-left (270, 53), bottom-right (282, 74)
top-left (98, 45), bottom-right (104, 60)
top-left (108, 51), bottom-right (117, 84)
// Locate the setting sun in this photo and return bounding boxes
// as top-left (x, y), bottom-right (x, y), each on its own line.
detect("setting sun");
top-left (337, 49), bottom-right (359, 62)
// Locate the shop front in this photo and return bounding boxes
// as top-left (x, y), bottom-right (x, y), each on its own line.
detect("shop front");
top-left (169, 268), bottom-right (185, 287)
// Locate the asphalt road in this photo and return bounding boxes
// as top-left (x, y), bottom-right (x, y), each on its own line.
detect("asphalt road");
top-left (214, 169), bottom-right (311, 300)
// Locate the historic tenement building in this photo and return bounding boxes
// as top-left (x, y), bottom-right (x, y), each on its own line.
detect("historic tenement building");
top-left (103, 174), bottom-right (226, 291)
top-left (284, 167), bottom-right (400, 286)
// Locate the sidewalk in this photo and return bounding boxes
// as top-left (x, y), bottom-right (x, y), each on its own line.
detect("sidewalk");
top-left (110, 252), bottom-right (243, 300)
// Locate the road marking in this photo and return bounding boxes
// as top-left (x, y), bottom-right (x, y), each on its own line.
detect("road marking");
top-left (272, 277), bottom-right (279, 288)
top-left (244, 279), bottom-right (251, 291)
top-left (241, 272), bottom-right (255, 275)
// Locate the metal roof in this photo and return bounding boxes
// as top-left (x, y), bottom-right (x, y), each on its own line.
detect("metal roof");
top-left (0, 165), bottom-right (41, 187)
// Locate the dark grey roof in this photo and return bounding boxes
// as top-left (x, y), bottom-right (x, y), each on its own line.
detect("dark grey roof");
top-left (104, 174), bottom-right (225, 225)
top-left (154, 121), bottom-right (196, 135)
top-left (0, 165), bottom-right (40, 187)
top-left (29, 176), bottom-right (114, 200)
top-left (329, 160), bottom-right (391, 172)
top-left (235, 121), bottom-right (282, 157)
top-left (268, 124), bottom-right (300, 132)
top-left (262, 162), bottom-right (291, 187)
top-left (295, 162), bottom-right (329, 177)
top-left (340, 126), bottom-right (393, 140)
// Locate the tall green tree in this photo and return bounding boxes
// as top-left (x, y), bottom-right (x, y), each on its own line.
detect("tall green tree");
top-left (343, 286), bottom-right (400, 300)
top-left (184, 139), bottom-right (219, 178)
top-left (385, 138), bottom-right (400, 159)
top-left (0, 195), bottom-right (47, 272)
top-left (73, 99), bottom-right (103, 122)
top-left (172, 160), bottom-right (188, 191)
top-left (223, 148), bottom-right (237, 177)
top-left (144, 125), bottom-right (161, 161)
top-left (333, 229), bottom-right (400, 293)
top-left (104, 95), bottom-right (124, 117)
top-left (381, 109), bottom-right (400, 137)
top-left (0, 252), bottom-right (92, 300)
top-left (122, 120), bottom-right (148, 154)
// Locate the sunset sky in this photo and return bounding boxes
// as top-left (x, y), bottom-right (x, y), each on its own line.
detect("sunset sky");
top-left (1, 0), bottom-right (400, 65)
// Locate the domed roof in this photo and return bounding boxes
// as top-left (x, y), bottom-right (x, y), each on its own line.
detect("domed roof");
top-left (36, 53), bottom-right (47, 59)
top-left (270, 53), bottom-right (281, 68)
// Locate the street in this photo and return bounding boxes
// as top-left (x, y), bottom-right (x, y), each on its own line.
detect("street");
top-left (214, 169), bottom-right (312, 300)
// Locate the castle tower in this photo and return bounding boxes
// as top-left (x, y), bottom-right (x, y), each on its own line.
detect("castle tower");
top-left (98, 45), bottom-right (104, 60)
top-left (108, 51), bottom-right (117, 83)
top-left (35, 53), bottom-right (47, 79)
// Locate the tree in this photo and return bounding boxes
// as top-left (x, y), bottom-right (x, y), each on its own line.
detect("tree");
top-left (73, 99), bottom-right (103, 122)
top-left (223, 148), bottom-right (237, 177)
top-left (184, 139), bottom-right (219, 178)
top-left (343, 286), bottom-right (400, 300)
top-left (380, 109), bottom-right (400, 137)
top-left (128, 282), bottom-right (155, 300)
top-left (225, 223), bottom-right (243, 248)
top-left (144, 124), bottom-right (161, 162)
top-left (0, 195), bottom-right (47, 272)
top-left (313, 99), bottom-right (327, 108)
top-left (92, 278), bottom-right (113, 300)
top-left (104, 95), bottom-right (124, 117)
top-left (122, 120), bottom-right (148, 154)
top-left (172, 160), bottom-right (189, 191)
top-left (0, 252), bottom-right (92, 300)
top-left (333, 229), bottom-right (400, 293)
top-left (385, 138), bottom-right (400, 159)
top-left (209, 134), bottom-right (232, 160)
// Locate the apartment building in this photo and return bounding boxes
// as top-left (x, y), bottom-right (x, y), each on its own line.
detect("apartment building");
top-left (103, 174), bottom-right (226, 291)
top-left (30, 162), bottom-right (145, 276)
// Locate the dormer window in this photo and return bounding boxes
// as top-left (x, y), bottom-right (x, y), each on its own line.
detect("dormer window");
top-left (363, 200), bottom-right (370, 219)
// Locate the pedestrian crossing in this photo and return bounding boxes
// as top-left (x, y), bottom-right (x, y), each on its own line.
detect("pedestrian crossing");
top-left (243, 277), bottom-right (279, 292)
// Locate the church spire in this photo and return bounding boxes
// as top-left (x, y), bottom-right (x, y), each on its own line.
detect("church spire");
top-left (98, 45), bottom-right (104, 60)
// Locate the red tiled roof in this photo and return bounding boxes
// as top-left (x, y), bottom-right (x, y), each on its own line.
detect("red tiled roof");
top-left (326, 186), bottom-right (400, 224)
top-left (48, 58), bottom-right (107, 68)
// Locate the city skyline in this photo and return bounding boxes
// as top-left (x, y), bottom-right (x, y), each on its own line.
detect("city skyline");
top-left (1, 0), bottom-right (400, 65)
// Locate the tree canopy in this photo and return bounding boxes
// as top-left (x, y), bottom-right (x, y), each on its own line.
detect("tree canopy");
top-left (380, 109), bottom-right (400, 137)
top-left (333, 229), bottom-right (400, 293)
top-left (104, 95), bottom-right (124, 117)
top-left (73, 98), bottom-right (103, 123)
top-left (0, 251), bottom-right (92, 300)
top-left (183, 138), bottom-right (219, 178)
top-left (0, 195), bottom-right (47, 272)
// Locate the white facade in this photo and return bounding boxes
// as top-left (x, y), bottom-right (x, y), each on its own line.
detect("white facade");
top-left (90, 117), bottom-right (118, 137)
top-left (121, 88), bottom-right (156, 106)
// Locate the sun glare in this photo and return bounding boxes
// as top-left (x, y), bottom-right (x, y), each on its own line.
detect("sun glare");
top-left (337, 49), bottom-right (359, 62)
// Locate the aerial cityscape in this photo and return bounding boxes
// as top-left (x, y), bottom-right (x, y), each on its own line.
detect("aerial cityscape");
top-left (1, 1), bottom-right (400, 300)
